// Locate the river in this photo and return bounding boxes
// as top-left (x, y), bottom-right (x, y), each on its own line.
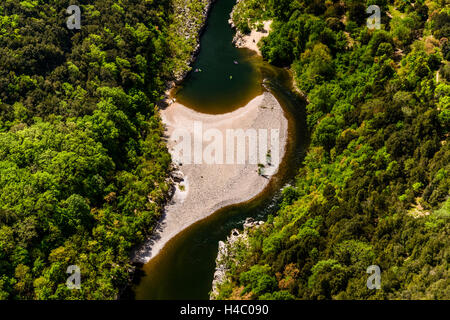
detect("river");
top-left (127, 0), bottom-right (308, 300)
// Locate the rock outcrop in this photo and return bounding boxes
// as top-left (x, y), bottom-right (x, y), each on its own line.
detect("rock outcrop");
top-left (169, 0), bottom-right (216, 85)
top-left (210, 217), bottom-right (264, 299)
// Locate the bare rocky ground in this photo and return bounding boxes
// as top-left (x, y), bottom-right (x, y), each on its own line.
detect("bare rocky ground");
top-left (132, 92), bottom-right (288, 263)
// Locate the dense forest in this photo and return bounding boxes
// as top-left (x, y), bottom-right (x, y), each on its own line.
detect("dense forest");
top-left (216, 0), bottom-right (450, 299)
top-left (1, 0), bottom-right (448, 301)
top-left (0, 0), bottom-right (198, 299)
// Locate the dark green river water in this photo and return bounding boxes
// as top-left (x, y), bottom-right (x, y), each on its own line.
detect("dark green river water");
top-left (173, 0), bottom-right (262, 114)
top-left (128, 0), bottom-right (308, 300)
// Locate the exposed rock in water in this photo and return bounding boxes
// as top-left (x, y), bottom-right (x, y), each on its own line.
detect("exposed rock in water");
top-left (210, 217), bottom-right (264, 299)
top-left (170, 0), bottom-right (216, 86)
top-left (228, 0), bottom-right (245, 48)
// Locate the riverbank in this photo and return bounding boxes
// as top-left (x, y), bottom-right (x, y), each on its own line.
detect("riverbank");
top-left (132, 92), bottom-right (288, 263)
top-left (210, 217), bottom-right (264, 299)
top-left (168, 0), bottom-right (215, 85)
top-left (230, 20), bottom-right (272, 56)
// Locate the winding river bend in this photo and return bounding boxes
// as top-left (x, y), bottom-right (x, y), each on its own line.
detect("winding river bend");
top-left (130, 0), bottom-right (308, 299)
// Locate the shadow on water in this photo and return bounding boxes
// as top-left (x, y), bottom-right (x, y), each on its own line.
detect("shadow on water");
top-left (125, 0), bottom-right (309, 300)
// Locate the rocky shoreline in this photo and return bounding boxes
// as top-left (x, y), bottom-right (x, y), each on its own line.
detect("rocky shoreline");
top-left (227, 0), bottom-right (271, 56)
top-left (166, 0), bottom-right (216, 89)
top-left (210, 217), bottom-right (264, 299)
top-left (228, 0), bottom-right (241, 46)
